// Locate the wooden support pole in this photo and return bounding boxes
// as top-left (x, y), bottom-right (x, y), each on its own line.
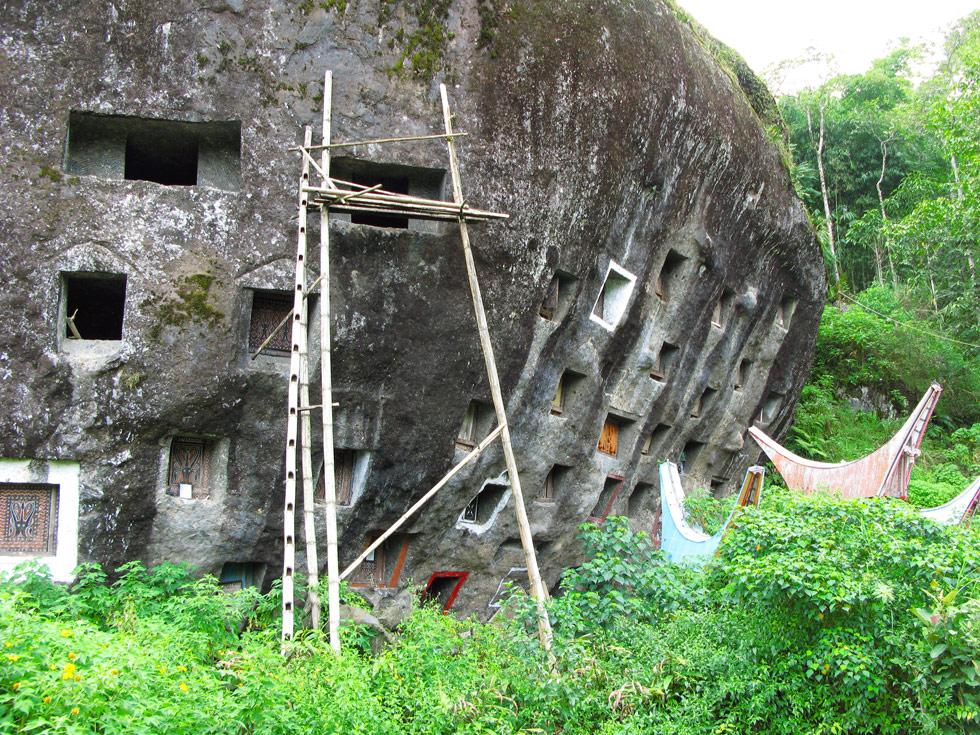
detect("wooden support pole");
top-left (282, 126), bottom-right (314, 644)
top-left (439, 84), bottom-right (555, 657)
top-left (319, 70), bottom-right (342, 653)
top-left (340, 424), bottom-right (505, 581)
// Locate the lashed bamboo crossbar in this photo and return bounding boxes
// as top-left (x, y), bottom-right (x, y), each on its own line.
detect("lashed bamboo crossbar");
top-left (291, 131), bottom-right (468, 151)
top-left (304, 182), bottom-right (508, 223)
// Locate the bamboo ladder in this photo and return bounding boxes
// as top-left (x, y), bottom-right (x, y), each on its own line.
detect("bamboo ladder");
top-left (280, 71), bottom-right (554, 656)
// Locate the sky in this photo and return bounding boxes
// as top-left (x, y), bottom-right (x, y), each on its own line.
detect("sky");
top-left (677, 0), bottom-right (980, 90)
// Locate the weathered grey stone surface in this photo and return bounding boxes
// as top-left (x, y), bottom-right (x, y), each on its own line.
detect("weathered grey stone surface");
top-left (0, 0), bottom-right (824, 617)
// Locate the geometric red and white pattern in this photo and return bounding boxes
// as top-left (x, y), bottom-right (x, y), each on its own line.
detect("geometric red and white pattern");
top-left (0, 483), bottom-right (59, 555)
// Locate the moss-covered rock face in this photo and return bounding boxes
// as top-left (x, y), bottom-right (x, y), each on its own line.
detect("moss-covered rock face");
top-left (0, 0), bottom-right (822, 616)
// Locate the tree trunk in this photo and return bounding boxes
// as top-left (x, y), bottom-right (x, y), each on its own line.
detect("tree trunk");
top-left (876, 136), bottom-right (899, 288)
top-left (808, 102), bottom-right (839, 284)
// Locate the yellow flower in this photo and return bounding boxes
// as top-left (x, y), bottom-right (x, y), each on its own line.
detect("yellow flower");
top-left (4, 641), bottom-right (12, 647)
top-left (68, 653), bottom-right (76, 660)
top-left (12, 682), bottom-right (19, 690)
top-left (179, 682), bottom-right (189, 693)
top-left (74, 675), bottom-right (81, 682)
top-left (62, 663), bottom-right (76, 680)
top-left (60, 630), bottom-right (72, 638)
top-left (50, 665), bottom-right (57, 671)
top-left (755, 544), bottom-right (761, 551)
top-left (110, 669), bottom-right (119, 676)
top-left (70, 707), bottom-right (79, 716)
top-left (157, 666), bottom-right (166, 675)
top-left (6, 654), bottom-right (19, 662)
top-left (176, 665), bottom-right (187, 672)
top-left (43, 696), bottom-right (51, 703)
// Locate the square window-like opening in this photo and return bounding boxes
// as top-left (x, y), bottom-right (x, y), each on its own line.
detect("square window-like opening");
top-left (734, 359), bottom-right (752, 392)
top-left (420, 571), bottom-right (468, 611)
top-left (461, 482), bottom-right (508, 525)
top-left (589, 475), bottom-right (625, 523)
top-left (218, 562), bottom-right (264, 592)
top-left (539, 270), bottom-right (577, 322)
top-left (330, 157), bottom-right (445, 231)
top-left (656, 250), bottom-right (687, 302)
top-left (691, 387), bottom-right (717, 418)
top-left (681, 440), bottom-right (705, 473)
top-left (759, 392), bottom-right (785, 424)
top-left (650, 342), bottom-right (680, 381)
top-left (591, 261), bottom-right (637, 329)
top-left (167, 437), bottom-right (213, 499)
top-left (351, 533), bottom-right (411, 588)
top-left (456, 400), bottom-right (494, 451)
top-left (711, 288), bottom-right (735, 329)
top-left (0, 483), bottom-right (59, 556)
top-left (551, 369), bottom-right (586, 416)
top-left (540, 464), bottom-right (570, 503)
top-left (775, 293), bottom-right (798, 329)
top-left (315, 449), bottom-right (370, 506)
top-left (249, 291), bottom-right (293, 357)
top-left (66, 112), bottom-right (241, 191)
top-left (63, 272), bottom-right (127, 341)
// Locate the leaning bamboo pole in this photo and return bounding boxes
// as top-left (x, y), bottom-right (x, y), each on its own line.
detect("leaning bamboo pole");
top-left (340, 424), bottom-right (505, 581)
top-left (319, 70), bottom-right (342, 653)
top-left (439, 84), bottom-right (555, 656)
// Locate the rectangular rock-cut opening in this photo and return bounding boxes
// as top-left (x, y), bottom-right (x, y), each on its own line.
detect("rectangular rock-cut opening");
top-left (167, 437), bottom-right (214, 499)
top-left (330, 157), bottom-right (445, 231)
top-left (352, 533), bottom-right (411, 588)
top-left (589, 475), bottom-right (625, 523)
top-left (248, 291), bottom-right (293, 357)
top-left (691, 387), bottom-right (717, 418)
top-left (710, 476), bottom-right (730, 496)
top-left (681, 440), bottom-right (705, 472)
top-left (456, 400), bottom-right (494, 451)
top-left (656, 250), bottom-right (687, 302)
top-left (734, 358), bottom-right (752, 392)
top-left (539, 270), bottom-right (576, 322)
top-left (641, 422), bottom-right (671, 456)
top-left (420, 571), bottom-right (468, 611)
top-left (711, 288), bottom-right (735, 328)
top-left (540, 464), bottom-right (571, 503)
top-left (759, 391), bottom-right (785, 424)
top-left (0, 483), bottom-right (59, 556)
top-left (650, 342), bottom-right (680, 381)
top-left (775, 292), bottom-right (798, 329)
top-left (591, 260), bottom-right (637, 330)
top-left (551, 369), bottom-right (586, 416)
top-left (66, 112), bottom-right (241, 191)
top-left (628, 481), bottom-right (656, 517)
top-left (315, 449), bottom-right (371, 506)
top-left (461, 482), bottom-right (508, 525)
top-left (63, 272), bottom-right (127, 341)
top-left (218, 562), bottom-right (264, 592)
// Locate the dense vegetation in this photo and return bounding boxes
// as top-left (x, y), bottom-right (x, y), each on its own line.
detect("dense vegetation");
top-left (4, 500), bottom-right (980, 734)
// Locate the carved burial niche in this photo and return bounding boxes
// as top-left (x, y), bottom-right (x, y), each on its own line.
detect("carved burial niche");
top-left (63, 272), bottom-right (127, 341)
top-left (456, 400), bottom-right (493, 452)
top-left (734, 359), bottom-right (752, 392)
top-left (628, 481), bottom-right (656, 517)
top-left (420, 571), bottom-right (469, 611)
top-left (315, 449), bottom-right (370, 506)
top-left (691, 387), bottom-right (718, 419)
top-left (66, 112), bottom-right (242, 191)
top-left (218, 562), bottom-right (264, 592)
top-left (351, 533), bottom-right (411, 588)
top-left (589, 475), bottom-right (625, 523)
top-left (597, 413), bottom-right (636, 458)
top-left (248, 291), bottom-right (292, 356)
top-left (551, 369), bottom-right (586, 416)
top-left (539, 270), bottom-right (576, 322)
top-left (681, 440), bottom-right (706, 473)
top-left (167, 437), bottom-right (213, 499)
top-left (330, 157), bottom-right (445, 230)
top-left (655, 249), bottom-right (687, 302)
top-left (0, 483), bottom-right (59, 555)
top-left (461, 482), bottom-right (508, 526)
top-left (591, 261), bottom-right (637, 330)
top-left (650, 342), bottom-right (680, 382)
top-left (540, 464), bottom-right (571, 503)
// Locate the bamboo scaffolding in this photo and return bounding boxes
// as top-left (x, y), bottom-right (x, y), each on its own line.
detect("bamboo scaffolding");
top-left (281, 126), bottom-right (313, 644)
top-left (319, 70), bottom-right (342, 653)
top-left (298, 240), bottom-right (320, 630)
top-left (439, 84), bottom-right (555, 657)
top-left (293, 131), bottom-right (468, 151)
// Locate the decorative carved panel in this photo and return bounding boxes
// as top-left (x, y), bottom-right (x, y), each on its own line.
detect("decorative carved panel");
top-left (0, 483), bottom-right (58, 555)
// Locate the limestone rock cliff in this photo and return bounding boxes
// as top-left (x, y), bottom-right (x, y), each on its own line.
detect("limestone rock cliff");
top-left (0, 0), bottom-right (824, 615)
